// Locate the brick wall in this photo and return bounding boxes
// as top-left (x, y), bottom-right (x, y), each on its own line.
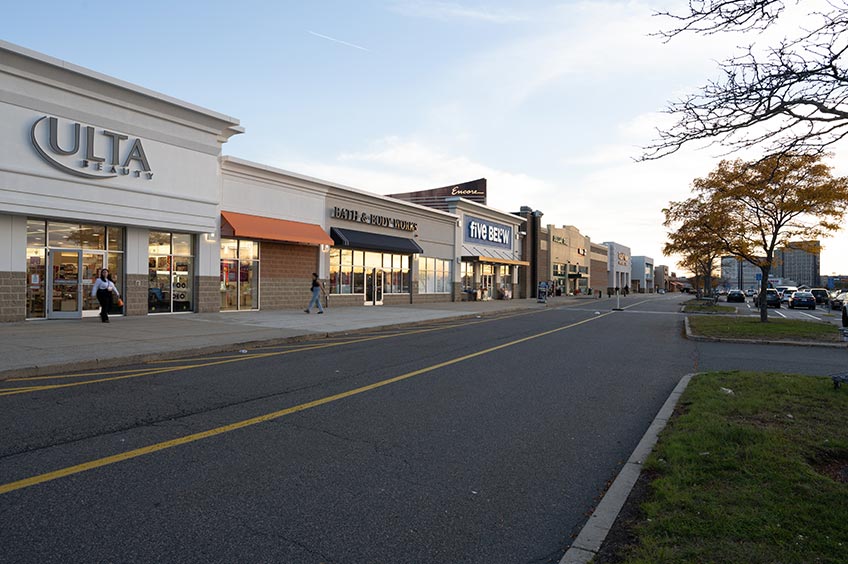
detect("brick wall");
top-left (0, 271), bottom-right (25, 322)
top-left (260, 243), bottom-right (320, 310)
top-left (124, 274), bottom-right (148, 316)
top-left (196, 275), bottom-right (219, 313)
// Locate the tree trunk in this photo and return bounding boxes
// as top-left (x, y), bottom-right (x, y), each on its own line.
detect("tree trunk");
top-left (759, 266), bottom-right (770, 322)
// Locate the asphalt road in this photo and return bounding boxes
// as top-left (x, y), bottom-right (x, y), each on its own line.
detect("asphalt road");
top-left (1, 295), bottom-right (845, 563)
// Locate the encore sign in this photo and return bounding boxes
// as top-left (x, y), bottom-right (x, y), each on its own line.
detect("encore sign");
top-left (30, 116), bottom-right (153, 180)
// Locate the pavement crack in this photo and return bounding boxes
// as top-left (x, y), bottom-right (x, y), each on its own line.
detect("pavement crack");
top-left (241, 522), bottom-right (338, 563)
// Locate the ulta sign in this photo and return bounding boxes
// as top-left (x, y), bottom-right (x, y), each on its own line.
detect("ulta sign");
top-left (30, 116), bottom-right (153, 180)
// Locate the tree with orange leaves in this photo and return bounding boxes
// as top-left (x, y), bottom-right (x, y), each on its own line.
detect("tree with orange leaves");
top-left (664, 153), bottom-right (848, 321)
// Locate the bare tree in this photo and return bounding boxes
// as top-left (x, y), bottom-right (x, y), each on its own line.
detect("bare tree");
top-left (643, 1), bottom-right (848, 159)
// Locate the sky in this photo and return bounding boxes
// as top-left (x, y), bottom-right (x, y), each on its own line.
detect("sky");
top-left (3, 0), bottom-right (847, 276)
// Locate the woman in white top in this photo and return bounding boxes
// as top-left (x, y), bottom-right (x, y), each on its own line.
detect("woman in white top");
top-left (91, 268), bottom-right (119, 323)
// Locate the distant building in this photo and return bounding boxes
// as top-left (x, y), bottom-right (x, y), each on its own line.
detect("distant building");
top-left (822, 274), bottom-right (848, 290)
top-left (604, 242), bottom-right (631, 291)
top-left (546, 225), bottom-right (591, 295)
top-left (631, 256), bottom-right (654, 293)
top-left (590, 243), bottom-right (609, 293)
top-left (720, 256), bottom-right (763, 291)
top-left (387, 178), bottom-right (487, 210)
top-left (775, 241), bottom-right (820, 287)
top-left (654, 265), bottom-right (669, 292)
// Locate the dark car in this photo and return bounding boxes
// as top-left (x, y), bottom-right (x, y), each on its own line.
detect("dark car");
top-left (726, 290), bottom-right (745, 302)
top-left (843, 303), bottom-right (848, 327)
top-left (788, 291), bottom-right (816, 310)
top-left (810, 288), bottom-right (829, 305)
top-left (754, 289), bottom-right (781, 308)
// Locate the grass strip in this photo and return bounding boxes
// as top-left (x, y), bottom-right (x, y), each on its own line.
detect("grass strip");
top-left (682, 299), bottom-right (736, 314)
top-left (689, 315), bottom-right (842, 342)
top-left (613, 371), bottom-right (848, 564)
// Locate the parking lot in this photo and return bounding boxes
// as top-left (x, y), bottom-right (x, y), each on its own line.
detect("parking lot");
top-left (720, 293), bottom-right (845, 326)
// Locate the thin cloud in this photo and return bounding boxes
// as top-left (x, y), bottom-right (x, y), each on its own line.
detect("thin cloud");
top-left (307, 31), bottom-right (370, 52)
top-left (390, 1), bottom-right (528, 23)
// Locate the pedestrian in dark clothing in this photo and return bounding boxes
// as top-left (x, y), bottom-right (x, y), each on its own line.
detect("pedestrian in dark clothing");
top-left (305, 273), bottom-right (326, 314)
top-left (91, 268), bottom-right (119, 323)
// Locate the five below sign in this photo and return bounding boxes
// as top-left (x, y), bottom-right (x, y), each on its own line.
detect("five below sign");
top-left (31, 116), bottom-right (153, 180)
top-left (465, 216), bottom-right (512, 249)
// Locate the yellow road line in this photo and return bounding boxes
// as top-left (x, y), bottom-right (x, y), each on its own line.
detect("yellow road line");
top-left (0, 311), bottom-right (613, 495)
top-left (0, 310), bottom-right (538, 395)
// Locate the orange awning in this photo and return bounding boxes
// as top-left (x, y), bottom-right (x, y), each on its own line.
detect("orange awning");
top-left (221, 211), bottom-right (333, 246)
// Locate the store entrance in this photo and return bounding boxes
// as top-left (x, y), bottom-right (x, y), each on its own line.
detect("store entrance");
top-left (364, 268), bottom-right (384, 306)
top-left (47, 249), bottom-right (106, 319)
top-left (480, 273), bottom-right (494, 300)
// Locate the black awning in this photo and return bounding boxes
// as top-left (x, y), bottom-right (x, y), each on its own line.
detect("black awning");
top-left (330, 227), bottom-right (424, 254)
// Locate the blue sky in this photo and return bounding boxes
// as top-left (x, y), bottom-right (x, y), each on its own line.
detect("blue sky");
top-left (4, 0), bottom-right (847, 276)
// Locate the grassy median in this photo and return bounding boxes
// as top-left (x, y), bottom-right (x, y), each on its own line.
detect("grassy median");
top-left (688, 315), bottom-right (843, 342)
top-left (682, 299), bottom-right (736, 314)
top-left (602, 371), bottom-right (848, 564)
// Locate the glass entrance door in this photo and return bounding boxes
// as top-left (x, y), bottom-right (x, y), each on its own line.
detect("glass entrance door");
top-left (48, 250), bottom-right (106, 318)
top-left (81, 251), bottom-right (106, 317)
top-left (364, 268), bottom-right (384, 306)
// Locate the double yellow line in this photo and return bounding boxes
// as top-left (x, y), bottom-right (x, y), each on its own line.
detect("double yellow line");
top-left (0, 311), bottom-right (614, 496)
top-left (0, 311), bottom-right (537, 397)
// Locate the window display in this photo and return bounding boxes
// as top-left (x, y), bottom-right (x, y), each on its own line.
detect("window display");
top-left (149, 231), bottom-right (194, 313)
top-left (219, 238), bottom-right (259, 311)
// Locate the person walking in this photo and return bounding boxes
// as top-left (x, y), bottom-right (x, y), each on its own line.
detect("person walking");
top-left (91, 268), bottom-right (119, 323)
top-left (305, 273), bottom-right (326, 314)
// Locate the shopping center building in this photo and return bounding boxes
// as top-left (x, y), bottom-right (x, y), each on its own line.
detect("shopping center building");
top-left (1, 41), bottom-right (529, 321)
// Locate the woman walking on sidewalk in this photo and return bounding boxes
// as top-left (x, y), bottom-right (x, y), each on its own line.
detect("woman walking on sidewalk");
top-left (91, 268), bottom-right (119, 323)
top-left (305, 273), bottom-right (326, 314)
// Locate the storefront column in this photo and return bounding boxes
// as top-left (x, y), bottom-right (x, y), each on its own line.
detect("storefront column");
top-left (196, 233), bottom-right (220, 313)
top-left (0, 214), bottom-right (26, 321)
top-left (124, 227), bottom-right (150, 316)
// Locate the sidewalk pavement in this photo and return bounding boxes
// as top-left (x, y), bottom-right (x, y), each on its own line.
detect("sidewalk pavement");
top-left (0, 295), bottom-right (602, 379)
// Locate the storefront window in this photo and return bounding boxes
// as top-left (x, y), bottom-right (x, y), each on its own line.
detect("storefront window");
top-left (219, 238), bottom-right (260, 311)
top-left (149, 231), bottom-right (194, 314)
top-left (418, 257), bottom-right (452, 294)
top-left (27, 219), bottom-right (123, 319)
top-left (329, 250), bottom-right (409, 294)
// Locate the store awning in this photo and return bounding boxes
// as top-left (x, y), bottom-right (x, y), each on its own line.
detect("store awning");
top-left (462, 255), bottom-right (530, 266)
top-left (221, 211), bottom-right (333, 246)
top-left (330, 227), bottom-right (424, 254)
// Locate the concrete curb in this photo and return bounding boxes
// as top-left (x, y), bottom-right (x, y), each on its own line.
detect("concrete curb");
top-left (559, 372), bottom-right (696, 564)
top-left (0, 310), bottom-right (524, 380)
top-left (683, 316), bottom-right (848, 348)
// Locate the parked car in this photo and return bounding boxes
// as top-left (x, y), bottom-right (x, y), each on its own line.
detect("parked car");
top-left (745, 288), bottom-right (755, 297)
top-left (810, 288), bottom-right (829, 305)
top-left (754, 288), bottom-right (781, 308)
top-left (831, 291), bottom-right (848, 310)
top-left (788, 291), bottom-right (816, 310)
top-left (843, 302), bottom-right (848, 327)
top-left (726, 290), bottom-right (745, 303)
top-left (777, 286), bottom-right (798, 303)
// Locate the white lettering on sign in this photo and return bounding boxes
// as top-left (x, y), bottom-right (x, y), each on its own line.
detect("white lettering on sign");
top-left (330, 207), bottom-right (417, 232)
top-left (467, 219), bottom-right (511, 245)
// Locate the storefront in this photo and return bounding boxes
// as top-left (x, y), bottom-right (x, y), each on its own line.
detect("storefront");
top-left (604, 241), bottom-right (632, 292)
top-left (221, 158), bottom-right (458, 310)
top-left (220, 158), bottom-right (335, 311)
top-left (547, 225), bottom-right (591, 296)
top-left (0, 40), bottom-right (242, 321)
top-left (444, 197), bottom-right (527, 301)
top-left (326, 185), bottom-right (457, 306)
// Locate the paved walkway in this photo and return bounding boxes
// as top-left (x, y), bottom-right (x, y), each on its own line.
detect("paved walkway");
top-left (0, 295), bottom-right (604, 379)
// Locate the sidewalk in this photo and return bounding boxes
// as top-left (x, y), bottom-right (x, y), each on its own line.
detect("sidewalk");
top-left (0, 295), bottom-right (597, 379)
